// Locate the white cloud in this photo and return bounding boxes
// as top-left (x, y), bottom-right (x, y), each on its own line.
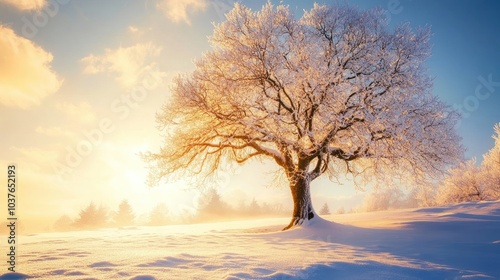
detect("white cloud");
top-left (0, 0), bottom-right (46, 11)
top-left (81, 43), bottom-right (166, 89)
top-left (128, 25), bottom-right (140, 34)
top-left (156, 0), bottom-right (207, 25)
top-left (127, 25), bottom-right (153, 36)
top-left (11, 146), bottom-right (59, 162)
top-left (0, 25), bottom-right (62, 109)
top-left (35, 126), bottom-right (76, 139)
top-left (55, 101), bottom-right (96, 124)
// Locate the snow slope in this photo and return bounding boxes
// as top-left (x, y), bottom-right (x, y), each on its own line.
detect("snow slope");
top-left (2, 201), bottom-right (499, 279)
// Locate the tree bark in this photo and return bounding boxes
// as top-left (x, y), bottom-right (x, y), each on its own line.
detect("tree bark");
top-left (283, 174), bottom-right (315, 230)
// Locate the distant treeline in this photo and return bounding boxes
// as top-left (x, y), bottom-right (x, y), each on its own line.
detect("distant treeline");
top-left (52, 188), bottom-right (290, 231)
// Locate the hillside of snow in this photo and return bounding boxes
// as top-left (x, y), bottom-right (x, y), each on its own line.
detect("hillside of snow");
top-left (2, 200), bottom-right (499, 279)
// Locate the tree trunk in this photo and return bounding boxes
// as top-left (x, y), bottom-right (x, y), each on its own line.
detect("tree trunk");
top-left (283, 174), bottom-right (315, 230)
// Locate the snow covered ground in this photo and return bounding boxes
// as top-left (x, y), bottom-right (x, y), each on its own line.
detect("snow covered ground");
top-left (2, 200), bottom-right (499, 279)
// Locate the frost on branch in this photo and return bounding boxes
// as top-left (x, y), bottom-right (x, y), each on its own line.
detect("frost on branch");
top-left (435, 123), bottom-right (500, 204)
top-left (482, 123), bottom-right (500, 198)
top-left (145, 3), bottom-right (463, 229)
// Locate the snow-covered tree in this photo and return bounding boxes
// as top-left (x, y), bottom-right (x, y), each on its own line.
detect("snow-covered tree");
top-left (149, 203), bottom-right (170, 226)
top-left (436, 159), bottom-right (487, 204)
top-left (195, 188), bottom-right (232, 221)
top-left (53, 215), bottom-right (73, 232)
top-left (113, 200), bottom-right (135, 227)
top-left (319, 203), bottom-right (331, 215)
top-left (409, 183), bottom-right (438, 207)
top-left (247, 198), bottom-right (262, 216)
top-left (362, 188), bottom-right (407, 212)
top-left (482, 123), bottom-right (500, 198)
top-left (434, 124), bottom-right (500, 206)
top-left (74, 202), bottom-right (108, 229)
top-left (146, 3), bottom-right (462, 230)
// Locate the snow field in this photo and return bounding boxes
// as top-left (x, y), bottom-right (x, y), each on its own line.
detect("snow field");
top-left (1, 201), bottom-right (498, 279)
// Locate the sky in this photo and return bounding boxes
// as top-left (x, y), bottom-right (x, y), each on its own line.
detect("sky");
top-left (0, 0), bottom-right (499, 232)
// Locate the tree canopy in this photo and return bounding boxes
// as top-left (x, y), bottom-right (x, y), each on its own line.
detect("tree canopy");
top-left (146, 3), bottom-right (463, 229)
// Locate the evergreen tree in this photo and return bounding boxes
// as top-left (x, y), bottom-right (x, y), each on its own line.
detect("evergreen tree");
top-left (149, 203), bottom-right (169, 226)
top-left (53, 215), bottom-right (74, 231)
top-left (248, 198), bottom-right (262, 216)
top-left (114, 199), bottom-right (135, 226)
top-left (74, 202), bottom-right (108, 229)
top-left (193, 188), bottom-right (233, 222)
top-left (319, 203), bottom-right (331, 215)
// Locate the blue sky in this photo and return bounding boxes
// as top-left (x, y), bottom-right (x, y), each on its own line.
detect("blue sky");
top-left (378, 0), bottom-right (500, 159)
top-left (289, 0), bottom-right (500, 159)
top-left (0, 0), bottom-right (499, 231)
